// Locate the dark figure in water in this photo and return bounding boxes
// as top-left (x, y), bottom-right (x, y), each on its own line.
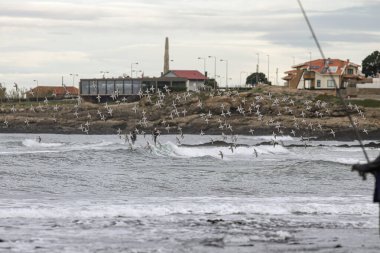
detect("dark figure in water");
top-left (37, 136), bottom-right (41, 143)
top-left (352, 155), bottom-right (380, 202)
top-left (153, 128), bottom-right (160, 146)
top-left (131, 130), bottom-right (137, 145)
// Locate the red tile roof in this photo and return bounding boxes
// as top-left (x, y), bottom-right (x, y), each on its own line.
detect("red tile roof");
top-left (170, 70), bottom-right (208, 80)
top-left (293, 59), bottom-right (358, 75)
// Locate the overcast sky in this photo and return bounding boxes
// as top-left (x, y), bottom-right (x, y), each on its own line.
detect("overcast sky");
top-left (0, 0), bottom-right (379, 90)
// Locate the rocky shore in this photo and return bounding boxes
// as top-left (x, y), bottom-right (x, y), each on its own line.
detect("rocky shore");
top-left (1, 86), bottom-right (380, 141)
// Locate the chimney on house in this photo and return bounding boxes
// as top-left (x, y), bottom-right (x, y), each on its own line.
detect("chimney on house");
top-left (325, 58), bottom-right (331, 68)
top-left (164, 37), bottom-right (169, 74)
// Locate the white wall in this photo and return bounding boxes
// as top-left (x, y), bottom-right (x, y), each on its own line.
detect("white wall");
top-left (356, 78), bottom-right (380, 88)
top-left (186, 80), bottom-right (205, 91)
top-left (315, 73), bottom-right (340, 89)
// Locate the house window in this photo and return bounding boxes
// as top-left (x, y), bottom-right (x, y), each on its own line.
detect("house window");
top-left (347, 68), bottom-right (354, 75)
top-left (317, 80), bottom-right (321, 88)
top-left (327, 80), bottom-right (335, 88)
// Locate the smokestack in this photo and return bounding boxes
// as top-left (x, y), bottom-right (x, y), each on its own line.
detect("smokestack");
top-left (164, 37), bottom-right (169, 74)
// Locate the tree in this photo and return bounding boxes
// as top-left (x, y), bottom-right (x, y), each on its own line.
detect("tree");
top-left (246, 72), bottom-right (270, 86)
top-left (204, 78), bottom-right (218, 89)
top-left (362, 50), bottom-right (380, 77)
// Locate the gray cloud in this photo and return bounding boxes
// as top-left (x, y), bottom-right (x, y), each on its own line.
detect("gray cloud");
top-left (0, 0), bottom-right (378, 89)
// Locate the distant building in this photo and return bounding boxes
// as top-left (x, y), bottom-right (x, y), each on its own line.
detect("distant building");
top-left (163, 70), bottom-right (208, 91)
top-left (283, 58), bottom-right (363, 89)
top-left (26, 86), bottom-right (79, 100)
top-left (80, 71), bottom-right (208, 101)
top-left (80, 76), bottom-right (195, 101)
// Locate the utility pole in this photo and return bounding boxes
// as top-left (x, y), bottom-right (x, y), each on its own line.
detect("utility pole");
top-left (220, 59), bottom-right (228, 88)
top-left (256, 53), bottom-right (259, 85)
top-left (208, 56), bottom-right (217, 90)
top-left (267, 54), bottom-right (270, 84)
top-left (276, 68), bottom-right (279, 85)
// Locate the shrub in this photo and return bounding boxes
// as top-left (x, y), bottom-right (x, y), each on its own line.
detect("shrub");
top-left (350, 99), bottom-right (380, 108)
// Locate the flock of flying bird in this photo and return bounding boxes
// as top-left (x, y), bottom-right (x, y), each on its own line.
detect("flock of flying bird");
top-left (1, 85), bottom-right (370, 159)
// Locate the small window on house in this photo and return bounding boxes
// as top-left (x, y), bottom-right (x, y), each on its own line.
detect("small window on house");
top-left (327, 80), bottom-right (335, 88)
top-left (317, 80), bottom-right (321, 87)
top-left (347, 68), bottom-right (354, 75)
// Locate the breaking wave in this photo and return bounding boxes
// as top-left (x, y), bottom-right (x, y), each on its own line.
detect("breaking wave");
top-left (0, 196), bottom-right (376, 228)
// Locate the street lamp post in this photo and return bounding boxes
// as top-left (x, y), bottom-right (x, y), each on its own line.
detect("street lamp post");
top-left (197, 57), bottom-right (206, 76)
top-left (70, 73), bottom-right (79, 86)
top-left (267, 54), bottom-right (270, 84)
top-left (220, 59), bottom-right (228, 88)
top-left (309, 52), bottom-right (312, 69)
top-left (131, 62), bottom-right (139, 77)
top-left (208, 56), bottom-right (217, 89)
top-left (240, 71), bottom-right (247, 87)
top-left (70, 73), bottom-right (79, 97)
top-left (276, 67), bottom-right (279, 85)
top-left (256, 53), bottom-right (260, 85)
top-left (133, 70), bottom-right (143, 78)
top-left (33, 79), bottom-right (39, 102)
top-left (197, 57), bottom-right (207, 87)
top-left (215, 75), bottom-right (223, 87)
top-left (100, 71), bottom-right (109, 79)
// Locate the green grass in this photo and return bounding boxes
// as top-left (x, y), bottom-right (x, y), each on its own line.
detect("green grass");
top-left (251, 87), bottom-right (263, 93)
top-left (349, 99), bottom-right (380, 108)
top-left (315, 94), bottom-right (340, 103)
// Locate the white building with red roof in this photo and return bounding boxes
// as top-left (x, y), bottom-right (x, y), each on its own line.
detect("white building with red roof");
top-left (283, 58), bottom-right (363, 89)
top-left (163, 70), bottom-right (208, 91)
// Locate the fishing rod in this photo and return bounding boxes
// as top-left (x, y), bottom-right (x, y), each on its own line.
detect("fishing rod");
top-left (296, 0), bottom-right (378, 237)
top-left (296, 0), bottom-right (370, 164)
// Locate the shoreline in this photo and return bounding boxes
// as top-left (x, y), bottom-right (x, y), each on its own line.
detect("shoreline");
top-left (2, 128), bottom-right (380, 142)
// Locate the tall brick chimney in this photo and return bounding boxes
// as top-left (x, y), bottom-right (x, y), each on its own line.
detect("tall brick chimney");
top-left (164, 37), bottom-right (169, 74)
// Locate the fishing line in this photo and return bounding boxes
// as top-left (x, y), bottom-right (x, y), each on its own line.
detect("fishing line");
top-left (296, 0), bottom-right (379, 237)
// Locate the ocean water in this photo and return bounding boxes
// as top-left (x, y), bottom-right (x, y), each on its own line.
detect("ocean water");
top-left (1, 133), bottom-right (380, 252)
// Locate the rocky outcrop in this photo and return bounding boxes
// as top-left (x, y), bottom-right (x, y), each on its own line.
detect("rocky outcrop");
top-left (1, 86), bottom-right (379, 141)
